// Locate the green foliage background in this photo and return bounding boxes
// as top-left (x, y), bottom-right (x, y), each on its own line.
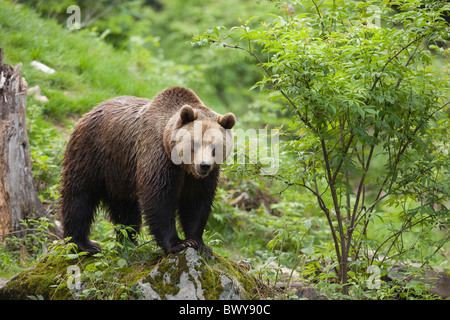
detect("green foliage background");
top-left (0, 0), bottom-right (448, 299)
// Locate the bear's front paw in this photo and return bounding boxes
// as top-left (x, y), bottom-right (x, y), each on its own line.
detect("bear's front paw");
top-left (168, 239), bottom-right (198, 254)
top-left (167, 240), bottom-right (213, 259)
top-left (73, 240), bottom-right (102, 256)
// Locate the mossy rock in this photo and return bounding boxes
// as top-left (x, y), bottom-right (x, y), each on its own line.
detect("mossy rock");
top-left (0, 241), bottom-right (271, 300)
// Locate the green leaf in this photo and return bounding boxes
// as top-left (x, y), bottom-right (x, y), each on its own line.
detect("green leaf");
top-left (117, 259), bottom-right (127, 268)
top-left (357, 107), bottom-right (365, 118)
top-left (65, 254), bottom-right (79, 260)
top-left (302, 219), bottom-right (313, 230)
top-left (301, 247), bottom-right (314, 255)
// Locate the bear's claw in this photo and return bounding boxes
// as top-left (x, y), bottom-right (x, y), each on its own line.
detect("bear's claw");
top-left (167, 239), bottom-right (213, 259)
top-left (168, 239), bottom-right (199, 254)
top-left (180, 239), bottom-right (198, 249)
top-left (72, 240), bottom-right (102, 256)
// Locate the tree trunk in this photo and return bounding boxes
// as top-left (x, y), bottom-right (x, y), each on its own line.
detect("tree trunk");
top-left (0, 48), bottom-right (44, 241)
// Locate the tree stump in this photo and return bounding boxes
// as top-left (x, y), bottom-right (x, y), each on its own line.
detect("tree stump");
top-left (0, 48), bottom-right (44, 241)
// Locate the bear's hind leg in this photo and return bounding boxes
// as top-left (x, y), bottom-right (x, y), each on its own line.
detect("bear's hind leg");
top-left (106, 199), bottom-right (142, 245)
top-left (61, 192), bottom-right (101, 255)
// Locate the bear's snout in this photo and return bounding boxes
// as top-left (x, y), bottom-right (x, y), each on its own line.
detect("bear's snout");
top-left (200, 162), bottom-right (211, 171)
top-left (195, 162), bottom-right (213, 177)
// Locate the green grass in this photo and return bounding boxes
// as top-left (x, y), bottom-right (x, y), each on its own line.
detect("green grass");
top-left (0, 1), bottom-right (197, 121)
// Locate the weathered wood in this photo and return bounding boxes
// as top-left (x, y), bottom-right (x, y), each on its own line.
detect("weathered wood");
top-left (0, 48), bottom-right (44, 241)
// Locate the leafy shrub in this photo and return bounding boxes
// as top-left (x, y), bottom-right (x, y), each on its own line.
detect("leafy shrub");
top-left (195, 0), bottom-right (450, 296)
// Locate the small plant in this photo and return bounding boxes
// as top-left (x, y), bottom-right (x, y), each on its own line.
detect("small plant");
top-left (4, 217), bottom-right (59, 254)
top-left (0, 217), bottom-right (60, 278)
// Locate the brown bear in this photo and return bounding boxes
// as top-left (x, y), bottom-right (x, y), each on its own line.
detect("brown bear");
top-left (60, 87), bottom-right (236, 257)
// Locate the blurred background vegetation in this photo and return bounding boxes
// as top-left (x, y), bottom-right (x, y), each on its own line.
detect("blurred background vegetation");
top-left (0, 0), bottom-right (448, 299)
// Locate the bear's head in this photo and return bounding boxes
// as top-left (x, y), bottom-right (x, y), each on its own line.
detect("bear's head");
top-left (165, 105), bottom-right (236, 178)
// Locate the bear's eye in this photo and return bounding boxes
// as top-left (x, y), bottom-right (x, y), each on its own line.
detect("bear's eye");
top-left (210, 144), bottom-right (216, 157)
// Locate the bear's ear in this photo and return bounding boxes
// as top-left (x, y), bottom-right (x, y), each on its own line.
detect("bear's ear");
top-left (218, 113), bottom-right (236, 129)
top-left (176, 105), bottom-right (198, 128)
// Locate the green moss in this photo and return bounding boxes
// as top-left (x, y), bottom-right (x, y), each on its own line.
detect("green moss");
top-left (197, 266), bottom-right (224, 299)
top-left (0, 242), bottom-right (270, 300)
top-left (0, 243), bottom-right (76, 299)
top-left (209, 254), bottom-right (272, 299)
top-left (143, 255), bottom-right (182, 297)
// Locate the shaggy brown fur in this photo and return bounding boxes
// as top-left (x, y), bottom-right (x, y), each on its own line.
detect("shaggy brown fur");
top-left (60, 87), bottom-right (235, 256)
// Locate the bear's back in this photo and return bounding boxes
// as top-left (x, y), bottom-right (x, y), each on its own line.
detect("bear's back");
top-left (147, 87), bottom-right (218, 119)
top-left (64, 96), bottom-right (150, 188)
